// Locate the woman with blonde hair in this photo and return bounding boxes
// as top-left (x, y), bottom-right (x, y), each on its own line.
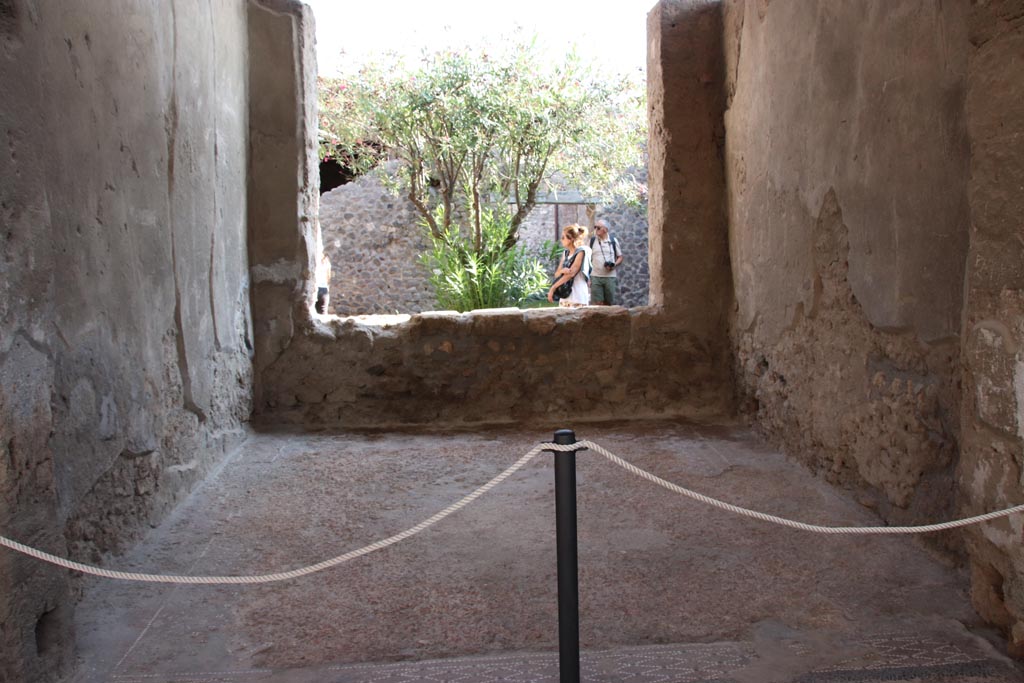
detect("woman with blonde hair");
top-left (547, 224), bottom-right (592, 306)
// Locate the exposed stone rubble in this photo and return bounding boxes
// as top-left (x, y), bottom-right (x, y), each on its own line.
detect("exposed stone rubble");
top-left (959, 0), bottom-right (1024, 657)
top-left (733, 190), bottom-right (960, 521)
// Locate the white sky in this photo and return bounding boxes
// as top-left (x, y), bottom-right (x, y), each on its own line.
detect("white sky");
top-left (302, 0), bottom-right (655, 78)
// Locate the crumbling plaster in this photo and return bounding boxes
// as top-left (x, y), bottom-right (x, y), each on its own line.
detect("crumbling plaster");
top-left (723, 0), bottom-right (1024, 655)
top-left (724, 0), bottom-right (970, 521)
top-left (1, 1), bottom-right (253, 680)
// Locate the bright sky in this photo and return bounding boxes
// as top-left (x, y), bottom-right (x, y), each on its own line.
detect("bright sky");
top-left (302, 0), bottom-right (655, 78)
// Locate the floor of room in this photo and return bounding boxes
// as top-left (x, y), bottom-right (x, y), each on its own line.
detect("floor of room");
top-left (68, 420), bottom-right (1023, 682)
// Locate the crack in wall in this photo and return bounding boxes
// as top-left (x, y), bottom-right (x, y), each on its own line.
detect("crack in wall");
top-left (165, 0), bottom-right (204, 424)
top-left (207, 0), bottom-right (221, 353)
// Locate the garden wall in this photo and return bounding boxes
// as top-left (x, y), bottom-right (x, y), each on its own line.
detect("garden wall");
top-left (318, 164), bottom-right (437, 316)
top-left (595, 190), bottom-right (651, 308)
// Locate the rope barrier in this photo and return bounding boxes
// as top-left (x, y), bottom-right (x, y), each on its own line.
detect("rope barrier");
top-left (0, 445), bottom-right (545, 584)
top-left (562, 440), bottom-right (1024, 535)
top-left (2, 438), bottom-right (1022, 584)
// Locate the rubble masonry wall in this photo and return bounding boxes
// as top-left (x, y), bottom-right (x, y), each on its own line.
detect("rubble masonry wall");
top-left (958, 0), bottom-right (1024, 655)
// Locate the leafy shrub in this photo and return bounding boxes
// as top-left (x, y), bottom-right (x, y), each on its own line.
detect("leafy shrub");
top-left (421, 208), bottom-right (554, 312)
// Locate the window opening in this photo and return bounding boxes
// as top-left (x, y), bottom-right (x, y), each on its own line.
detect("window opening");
top-left (305, 2), bottom-right (651, 322)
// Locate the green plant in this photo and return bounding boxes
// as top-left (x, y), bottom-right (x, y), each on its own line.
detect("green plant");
top-left (420, 207), bottom-right (554, 312)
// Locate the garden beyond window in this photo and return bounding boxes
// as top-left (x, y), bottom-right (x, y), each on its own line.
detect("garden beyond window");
top-left (314, 39), bottom-right (649, 317)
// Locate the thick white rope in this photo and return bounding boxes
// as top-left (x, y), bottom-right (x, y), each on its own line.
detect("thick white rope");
top-left (4, 439), bottom-right (1023, 584)
top-left (0, 445), bottom-right (545, 584)
top-left (560, 440), bottom-right (1024, 535)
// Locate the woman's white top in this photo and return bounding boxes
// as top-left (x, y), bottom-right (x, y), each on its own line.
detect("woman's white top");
top-left (565, 246), bottom-right (592, 305)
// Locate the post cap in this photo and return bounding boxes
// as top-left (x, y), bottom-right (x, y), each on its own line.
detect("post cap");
top-left (553, 429), bottom-right (577, 445)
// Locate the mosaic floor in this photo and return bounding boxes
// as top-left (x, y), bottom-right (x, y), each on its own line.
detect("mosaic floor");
top-left (72, 425), bottom-right (1024, 683)
top-left (106, 634), bottom-right (1021, 683)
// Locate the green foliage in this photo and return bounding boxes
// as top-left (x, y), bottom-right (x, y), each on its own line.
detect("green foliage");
top-left (420, 207), bottom-right (554, 312)
top-left (317, 76), bottom-right (375, 169)
top-left (318, 37), bottom-right (646, 250)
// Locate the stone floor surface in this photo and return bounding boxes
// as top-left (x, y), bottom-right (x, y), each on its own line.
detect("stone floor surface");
top-left (69, 421), bottom-right (1024, 683)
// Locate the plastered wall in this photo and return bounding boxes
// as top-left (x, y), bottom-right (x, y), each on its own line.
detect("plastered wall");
top-left (1, 1), bottom-right (253, 679)
top-left (246, 0), bottom-right (320, 409)
top-left (724, 0), bottom-right (969, 522)
top-left (722, 0), bottom-right (1024, 654)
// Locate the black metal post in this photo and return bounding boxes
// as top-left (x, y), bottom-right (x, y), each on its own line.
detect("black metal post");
top-left (549, 429), bottom-right (581, 683)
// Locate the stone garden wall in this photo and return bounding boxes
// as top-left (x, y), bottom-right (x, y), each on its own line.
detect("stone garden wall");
top-left (319, 167), bottom-right (650, 315)
top-left (319, 163), bottom-right (436, 316)
top-left (596, 172), bottom-right (650, 307)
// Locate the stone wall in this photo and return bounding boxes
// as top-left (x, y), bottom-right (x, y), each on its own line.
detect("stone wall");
top-left (318, 167), bottom-right (651, 315)
top-left (1, 1), bottom-right (253, 680)
top-left (958, 1), bottom-right (1024, 656)
top-left (261, 307), bottom-right (730, 427)
top-left (318, 164), bottom-right (436, 315)
top-left (596, 195), bottom-right (650, 308)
